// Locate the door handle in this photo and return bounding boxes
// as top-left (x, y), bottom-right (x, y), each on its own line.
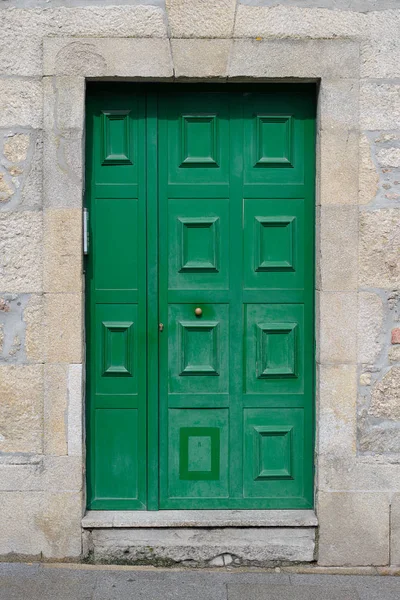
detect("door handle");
top-left (194, 307), bottom-right (202, 317)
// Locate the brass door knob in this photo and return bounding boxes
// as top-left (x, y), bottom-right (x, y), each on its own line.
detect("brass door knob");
top-left (194, 307), bottom-right (202, 316)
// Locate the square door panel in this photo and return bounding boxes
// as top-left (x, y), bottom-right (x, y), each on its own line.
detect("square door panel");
top-left (95, 304), bottom-right (137, 396)
top-left (101, 110), bottom-right (133, 165)
top-left (168, 304), bottom-right (229, 394)
top-left (244, 408), bottom-right (304, 498)
top-left (244, 199), bottom-right (304, 291)
top-left (254, 115), bottom-right (293, 167)
top-left (164, 94), bottom-right (229, 185)
top-left (245, 304), bottom-right (304, 394)
top-left (166, 408), bottom-right (229, 499)
top-left (168, 199), bottom-right (229, 290)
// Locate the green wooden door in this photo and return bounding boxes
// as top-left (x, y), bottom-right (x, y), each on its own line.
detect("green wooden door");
top-left (86, 84), bottom-right (315, 510)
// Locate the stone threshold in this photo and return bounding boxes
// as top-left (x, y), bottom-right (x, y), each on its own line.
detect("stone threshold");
top-left (82, 509), bottom-right (318, 529)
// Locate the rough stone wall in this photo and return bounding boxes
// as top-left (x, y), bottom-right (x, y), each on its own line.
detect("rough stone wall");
top-left (0, 0), bottom-right (400, 566)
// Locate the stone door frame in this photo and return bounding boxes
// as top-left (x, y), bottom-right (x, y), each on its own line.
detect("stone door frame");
top-left (42, 36), bottom-right (361, 564)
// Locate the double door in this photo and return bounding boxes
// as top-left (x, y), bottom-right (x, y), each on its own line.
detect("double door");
top-left (86, 84), bottom-right (315, 510)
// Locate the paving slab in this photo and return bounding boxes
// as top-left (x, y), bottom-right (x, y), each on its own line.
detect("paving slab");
top-left (227, 583), bottom-right (360, 600)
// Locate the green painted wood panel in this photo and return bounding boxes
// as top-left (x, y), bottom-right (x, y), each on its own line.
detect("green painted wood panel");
top-left (86, 84), bottom-right (316, 510)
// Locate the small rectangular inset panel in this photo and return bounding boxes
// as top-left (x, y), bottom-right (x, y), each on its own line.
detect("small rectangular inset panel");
top-left (245, 304), bottom-right (303, 394)
top-left (253, 425), bottom-right (293, 480)
top-left (181, 115), bottom-right (218, 166)
top-left (179, 217), bottom-right (219, 272)
top-left (179, 321), bottom-right (219, 376)
top-left (168, 304), bottom-right (229, 394)
top-left (102, 321), bottom-right (134, 377)
top-left (96, 304), bottom-right (137, 396)
top-left (168, 199), bottom-right (229, 290)
top-left (180, 427), bottom-right (220, 480)
top-left (256, 322), bottom-right (297, 379)
top-left (101, 110), bottom-right (133, 165)
top-left (244, 408), bottom-right (304, 498)
top-left (244, 199), bottom-right (304, 291)
top-left (165, 408), bottom-right (228, 499)
top-left (255, 216), bottom-right (295, 272)
top-left (255, 115), bottom-right (293, 167)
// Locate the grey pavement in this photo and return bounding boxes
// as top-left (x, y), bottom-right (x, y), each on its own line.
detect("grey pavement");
top-left (1, 563), bottom-right (400, 600)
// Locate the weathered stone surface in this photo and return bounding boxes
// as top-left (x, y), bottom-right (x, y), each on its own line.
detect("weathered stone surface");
top-left (0, 78), bottom-right (43, 128)
top-left (89, 526), bottom-right (315, 565)
top-left (360, 83), bottom-right (400, 130)
top-left (67, 363), bottom-right (83, 457)
top-left (229, 39), bottom-right (359, 79)
top-left (392, 329), bottom-right (400, 345)
top-left (234, 5), bottom-right (364, 39)
top-left (44, 38), bottom-right (173, 77)
top-left (318, 207), bottom-right (358, 291)
top-left (318, 492), bottom-right (390, 566)
top-left (172, 39), bottom-right (231, 79)
top-left (0, 365), bottom-right (43, 454)
top-left (318, 292), bottom-right (357, 364)
top-left (44, 294), bottom-right (83, 363)
top-left (319, 79), bottom-right (359, 131)
top-left (44, 209), bottom-right (82, 293)
top-left (361, 39), bottom-right (400, 79)
top-left (0, 456), bottom-right (82, 493)
top-left (370, 367), bottom-right (400, 421)
top-left (389, 346), bottom-right (400, 363)
top-left (358, 292), bottom-right (384, 365)
top-left (319, 455), bottom-right (400, 492)
top-left (3, 134), bottom-right (30, 163)
top-left (0, 212), bottom-right (43, 293)
top-left (43, 77), bottom-right (85, 132)
top-left (0, 173), bottom-right (14, 203)
top-left (44, 364), bottom-right (68, 456)
top-left (318, 364), bottom-right (357, 458)
top-left (0, 491), bottom-right (82, 559)
top-left (43, 130), bottom-right (83, 208)
top-left (359, 134), bottom-right (379, 205)
top-left (25, 294), bottom-right (44, 363)
top-left (166, 0), bottom-right (236, 38)
top-left (359, 209), bottom-right (400, 288)
top-left (377, 147), bottom-right (400, 168)
top-left (392, 493), bottom-right (400, 566)
top-left (319, 129), bottom-right (359, 206)
top-left (358, 426), bottom-right (400, 454)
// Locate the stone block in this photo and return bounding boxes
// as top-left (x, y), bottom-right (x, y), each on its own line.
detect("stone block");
top-left (0, 33), bottom-right (42, 77)
top-left (319, 79), bottom-right (359, 131)
top-left (229, 39), bottom-right (359, 80)
top-left (391, 493), bottom-right (400, 566)
top-left (171, 39), bottom-right (231, 79)
top-left (317, 364), bottom-right (357, 459)
top-left (0, 491), bottom-right (82, 559)
top-left (377, 147), bottom-right (400, 169)
top-left (3, 134), bottom-right (30, 164)
top-left (44, 293), bottom-right (83, 364)
top-left (370, 367), bottom-right (400, 421)
top-left (43, 130), bottom-right (83, 208)
top-left (234, 5), bottom-right (363, 40)
top-left (44, 209), bottom-right (82, 293)
top-left (318, 456), bottom-right (400, 492)
top-left (43, 77), bottom-right (85, 132)
top-left (0, 212), bottom-right (43, 293)
top-left (361, 39), bottom-right (400, 79)
top-left (358, 292), bottom-right (384, 365)
top-left (318, 492), bottom-right (390, 566)
top-left (358, 425), bottom-right (400, 454)
top-left (392, 329), bottom-right (400, 345)
top-left (68, 363), bottom-right (83, 457)
top-left (359, 209), bottom-right (400, 288)
top-left (360, 83), bottom-right (400, 130)
top-left (166, 0), bottom-right (236, 38)
top-left (0, 365), bottom-right (43, 454)
top-left (88, 526), bottom-right (315, 565)
top-left (0, 78), bottom-right (42, 128)
top-left (318, 292), bottom-right (357, 364)
top-left (44, 364), bottom-right (68, 456)
top-left (359, 134), bottom-right (379, 205)
top-left (43, 38), bottom-right (173, 78)
top-left (318, 206), bottom-right (358, 291)
top-left (389, 346), bottom-right (400, 363)
top-left (0, 456), bottom-right (82, 493)
top-left (25, 293), bottom-right (44, 363)
top-left (319, 129), bottom-right (359, 206)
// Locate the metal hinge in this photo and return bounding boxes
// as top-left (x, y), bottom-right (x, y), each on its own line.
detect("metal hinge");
top-left (83, 208), bottom-right (89, 255)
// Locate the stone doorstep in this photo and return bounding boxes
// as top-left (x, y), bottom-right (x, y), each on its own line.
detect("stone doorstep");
top-left (82, 510), bottom-right (317, 566)
top-left (82, 509), bottom-right (318, 529)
